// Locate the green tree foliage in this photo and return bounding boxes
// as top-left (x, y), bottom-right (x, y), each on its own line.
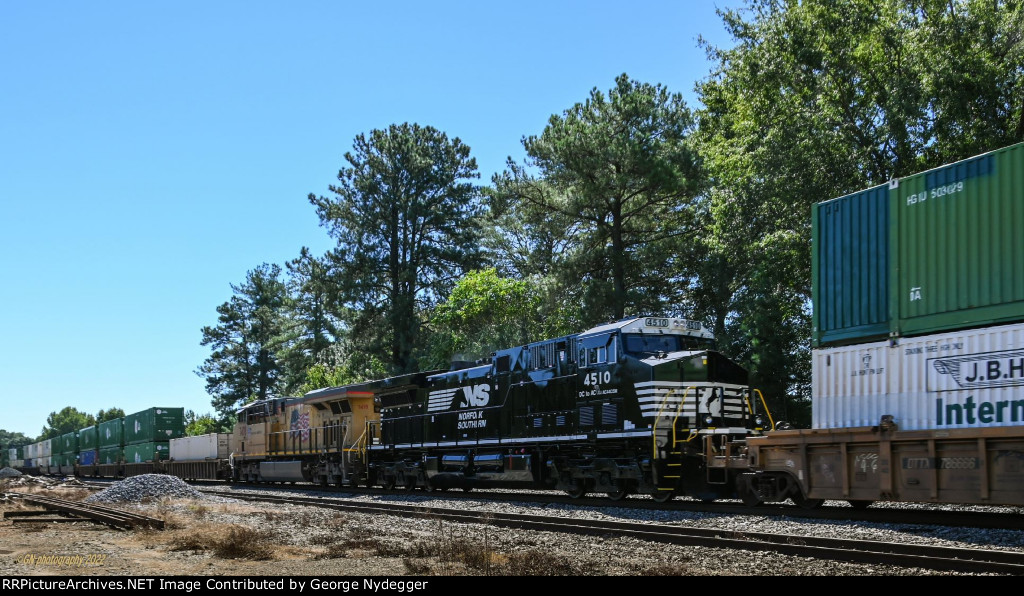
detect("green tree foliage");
top-left (494, 73), bottom-right (700, 324)
top-left (39, 407), bottom-right (95, 440)
top-left (95, 408), bottom-right (125, 423)
top-left (184, 410), bottom-right (226, 436)
top-left (424, 268), bottom-right (574, 369)
top-left (276, 247), bottom-right (343, 394)
top-left (1, 430), bottom-right (33, 466)
top-left (197, 263), bottom-right (289, 418)
top-left (309, 123), bottom-right (484, 374)
top-left (692, 0), bottom-right (1024, 424)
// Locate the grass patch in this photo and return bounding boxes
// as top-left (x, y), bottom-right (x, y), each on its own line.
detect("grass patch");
top-left (168, 524), bottom-right (276, 560)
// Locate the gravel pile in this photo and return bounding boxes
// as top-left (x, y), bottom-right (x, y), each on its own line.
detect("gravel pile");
top-left (85, 474), bottom-right (207, 503)
top-left (0, 467), bottom-right (22, 478)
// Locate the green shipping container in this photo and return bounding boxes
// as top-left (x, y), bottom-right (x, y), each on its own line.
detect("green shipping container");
top-left (124, 441), bottom-right (170, 463)
top-left (891, 142), bottom-right (1024, 336)
top-left (98, 418), bottom-right (124, 448)
top-left (124, 407), bottom-right (184, 445)
top-left (813, 141), bottom-right (1024, 346)
top-left (58, 431), bottom-right (78, 454)
top-left (98, 446), bottom-right (122, 465)
top-left (79, 425), bottom-right (98, 451)
top-left (812, 184), bottom-right (890, 346)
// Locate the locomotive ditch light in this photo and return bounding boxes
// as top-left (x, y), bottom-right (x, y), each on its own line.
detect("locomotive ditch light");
top-left (703, 414), bottom-right (715, 426)
top-left (754, 415), bottom-right (765, 427)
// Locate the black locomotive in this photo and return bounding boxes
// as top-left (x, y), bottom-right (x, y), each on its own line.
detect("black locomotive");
top-left (368, 316), bottom-right (770, 501)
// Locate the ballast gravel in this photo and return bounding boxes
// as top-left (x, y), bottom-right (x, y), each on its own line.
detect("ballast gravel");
top-left (85, 474), bottom-right (235, 504)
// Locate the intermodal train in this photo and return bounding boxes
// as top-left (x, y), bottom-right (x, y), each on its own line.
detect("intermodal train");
top-left (11, 313), bottom-right (1024, 509)
top-left (11, 142), bottom-right (1024, 510)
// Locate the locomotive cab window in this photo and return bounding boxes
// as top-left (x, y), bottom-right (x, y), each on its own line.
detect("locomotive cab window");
top-left (622, 333), bottom-right (714, 357)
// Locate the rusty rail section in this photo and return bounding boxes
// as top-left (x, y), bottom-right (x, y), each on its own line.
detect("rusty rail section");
top-left (6, 494), bottom-right (164, 530)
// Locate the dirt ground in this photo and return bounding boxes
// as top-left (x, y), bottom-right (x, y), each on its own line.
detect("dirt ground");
top-left (0, 484), bottom-right (416, 577)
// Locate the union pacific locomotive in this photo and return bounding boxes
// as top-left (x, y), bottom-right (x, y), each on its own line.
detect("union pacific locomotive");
top-left (231, 316), bottom-right (772, 502)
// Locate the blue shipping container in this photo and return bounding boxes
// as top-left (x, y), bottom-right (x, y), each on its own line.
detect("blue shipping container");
top-left (79, 449), bottom-right (98, 466)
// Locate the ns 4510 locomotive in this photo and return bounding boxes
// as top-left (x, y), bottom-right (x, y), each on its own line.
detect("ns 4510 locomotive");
top-left (231, 316), bottom-right (773, 502)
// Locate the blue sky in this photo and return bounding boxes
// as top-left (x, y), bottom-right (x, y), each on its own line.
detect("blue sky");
top-left (0, 1), bottom-right (743, 438)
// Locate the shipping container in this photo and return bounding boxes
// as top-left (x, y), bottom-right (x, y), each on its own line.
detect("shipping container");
top-left (813, 142), bottom-right (1024, 346)
top-left (59, 431), bottom-right (78, 454)
top-left (812, 184), bottom-right (890, 346)
top-left (124, 407), bottom-right (185, 445)
top-left (39, 439), bottom-right (51, 458)
top-left (891, 142), bottom-right (1024, 336)
top-left (10, 460), bottom-right (24, 469)
top-left (7, 448), bottom-right (16, 462)
top-left (98, 447), bottom-right (122, 465)
top-left (79, 449), bottom-right (98, 466)
top-left (78, 425), bottom-right (98, 451)
top-left (98, 418), bottom-right (124, 448)
top-left (124, 442), bottom-right (169, 463)
top-left (813, 321), bottom-right (1024, 430)
top-left (170, 433), bottom-right (231, 461)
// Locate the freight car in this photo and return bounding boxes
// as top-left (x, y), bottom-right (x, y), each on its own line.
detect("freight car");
top-left (737, 141), bottom-right (1024, 509)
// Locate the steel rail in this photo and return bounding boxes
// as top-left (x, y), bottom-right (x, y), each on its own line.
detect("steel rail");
top-left (11, 494), bottom-right (164, 530)
top-left (222, 491), bottom-right (1024, 575)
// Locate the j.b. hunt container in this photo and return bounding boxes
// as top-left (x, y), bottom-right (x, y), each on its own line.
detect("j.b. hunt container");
top-left (169, 433), bottom-right (231, 461)
top-left (813, 141), bottom-right (1024, 346)
top-left (812, 320), bottom-right (1024, 430)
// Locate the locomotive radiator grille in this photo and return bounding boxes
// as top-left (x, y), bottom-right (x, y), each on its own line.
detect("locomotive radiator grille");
top-left (634, 382), bottom-right (750, 421)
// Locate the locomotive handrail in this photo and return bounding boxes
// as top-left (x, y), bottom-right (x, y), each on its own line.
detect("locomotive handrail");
top-left (752, 389), bottom-right (776, 431)
top-left (651, 385), bottom-right (696, 462)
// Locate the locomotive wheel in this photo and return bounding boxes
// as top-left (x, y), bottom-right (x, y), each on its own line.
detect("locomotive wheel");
top-left (404, 474), bottom-right (418, 491)
top-left (847, 500), bottom-right (874, 510)
top-left (791, 492), bottom-right (824, 510)
top-left (606, 481), bottom-right (631, 501)
top-left (740, 489), bottom-right (763, 507)
top-left (650, 490), bottom-right (675, 503)
top-left (382, 475), bottom-right (396, 490)
top-left (564, 479), bottom-right (587, 499)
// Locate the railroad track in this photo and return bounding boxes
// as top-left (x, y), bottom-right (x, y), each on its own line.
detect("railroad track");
top-left (78, 477), bottom-right (1024, 531)
top-left (3, 493), bottom-right (164, 530)
top-left (101, 476), bottom-right (1022, 531)
top-left (214, 490), bottom-right (1024, 575)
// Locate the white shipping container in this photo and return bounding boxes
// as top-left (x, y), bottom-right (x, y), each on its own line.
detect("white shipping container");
top-left (40, 439), bottom-right (51, 458)
top-left (170, 433), bottom-right (231, 461)
top-left (10, 459), bottom-right (24, 469)
top-left (813, 321), bottom-right (1024, 430)
top-left (7, 449), bottom-right (16, 461)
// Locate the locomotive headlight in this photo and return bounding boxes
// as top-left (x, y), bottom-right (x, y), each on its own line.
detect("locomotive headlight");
top-left (703, 414), bottom-right (714, 426)
top-left (754, 415), bottom-right (765, 427)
